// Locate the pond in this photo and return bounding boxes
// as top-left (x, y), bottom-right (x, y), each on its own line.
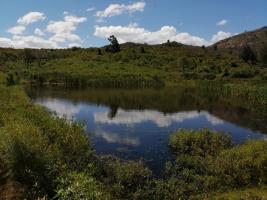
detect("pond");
top-left (27, 85), bottom-right (267, 175)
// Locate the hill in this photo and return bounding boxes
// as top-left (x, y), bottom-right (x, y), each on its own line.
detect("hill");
top-left (0, 27), bottom-right (266, 87)
top-left (213, 26), bottom-right (267, 52)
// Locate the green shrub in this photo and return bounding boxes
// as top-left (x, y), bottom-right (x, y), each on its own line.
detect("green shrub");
top-left (0, 86), bottom-right (95, 198)
top-left (169, 129), bottom-right (232, 157)
top-left (55, 172), bottom-right (109, 200)
top-left (103, 159), bottom-right (152, 198)
top-left (214, 140), bottom-right (267, 187)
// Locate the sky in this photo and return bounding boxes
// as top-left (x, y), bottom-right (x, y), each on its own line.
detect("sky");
top-left (0, 0), bottom-right (266, 48)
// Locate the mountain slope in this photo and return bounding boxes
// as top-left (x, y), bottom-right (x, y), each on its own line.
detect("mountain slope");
top-left (214, 27), bottom-right (267, 52)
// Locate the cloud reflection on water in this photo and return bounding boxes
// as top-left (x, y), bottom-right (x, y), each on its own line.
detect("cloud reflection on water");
top-left (95, 129), bottom-right (140, 146)
top-left (94, 109), bottom-right (224, 127)
top-left (35, 98), bottom-right (83, 120)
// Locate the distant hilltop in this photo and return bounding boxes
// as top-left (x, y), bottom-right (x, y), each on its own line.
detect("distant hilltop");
top-left (115, 26), bottom-right (267, 53)
top-left (211, 26), bottom-right (267, 52)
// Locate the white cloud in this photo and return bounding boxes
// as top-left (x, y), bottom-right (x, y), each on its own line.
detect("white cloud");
top-left (0, 37), bottom-right (14, 48)
top-left (94, 25), bottom-right (209, 46)
top-left (217, 19), bottom-right (228, 26)
top-left (68, 43), bottom-right (82, 48)
top-left (46, 15), bottom-right (87, 44)
top-left (7, 25), bottom-right (26, 35)
top-left (95, 24), bottom-right (233, 46)
top-left (211, 31), bottom-right (232, 43)
top-left (0, 13), bottom-right (87, 49)
top-left (17, 12), bottom-right (46, 25)
top-left (34, 28), bottom-right (45, 36)
top-left (86, 7), bottom-right (95, 12)
top-left (49, 33), bottom-right (82, 43)
top-left (46, 15), bottom-right (86, 34)
top-left (96, 2), bottom-right (145, 19)
top-left (11, 35), bottom-right (58, 49)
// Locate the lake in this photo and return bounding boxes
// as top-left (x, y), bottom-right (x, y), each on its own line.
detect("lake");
top-left (27, 85), bottom-right (267, 175)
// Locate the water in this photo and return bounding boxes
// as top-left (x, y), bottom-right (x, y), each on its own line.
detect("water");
top-left (27, 86), bottom-right (267, 174)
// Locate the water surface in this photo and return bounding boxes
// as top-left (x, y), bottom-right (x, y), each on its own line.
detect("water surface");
top-left (28, 86), bottom-right (267, 174)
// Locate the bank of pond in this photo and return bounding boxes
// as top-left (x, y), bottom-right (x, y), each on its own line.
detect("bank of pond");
top-left (0, 79), bottom-right (267, 199)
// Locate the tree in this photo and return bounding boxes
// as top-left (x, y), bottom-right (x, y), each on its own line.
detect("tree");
top-left (107, 35), bottom-right (120, 53)
top-left (240, 45), bottom-right (257, 63)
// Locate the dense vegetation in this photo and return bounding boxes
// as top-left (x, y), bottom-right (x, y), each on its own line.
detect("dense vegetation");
top-left (1, 28), bottom-right (267, 88)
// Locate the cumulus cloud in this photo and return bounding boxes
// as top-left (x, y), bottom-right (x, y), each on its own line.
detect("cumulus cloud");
top-left (34, 28), bottom-right (45, 36)
top-left (86, 7), bottom-right (95, 12)
top-left (17, 12), bottom-right (46, 25)
top-left (7, 25), bottom-right (26, 35)
top-left (95, 24), bottom-right (233, 46)
top-left (11, 35), bottom-right (58, 49)
top-left (96, 2), bottom-right (145, 19)
top-left (46, 15), bottom-right (87, 44)
top-left (2, 32), bottom-right (56, 49)
top-left (1, 13), bottom-right (87, 48)
top-left (95, 25), bottom-right (210, 46)
top-left (217, 19), bottom-right (228, 26)
top-left (211, 31), bottom-right (232, 43)
top-left (0, 37), bottom-right (14, 48)
top-left (0, 10), bottom-right (233, 48)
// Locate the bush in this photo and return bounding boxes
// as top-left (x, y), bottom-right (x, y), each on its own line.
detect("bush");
top-left (214, 140), bottom-right (267, 187)
top-left (103, 159), bottom-right (152, 198)
top-left (169, 129), bottom-right (232, 157)
top-left (0, 86), bottom-right (95, 198)
top-left (55, 172), bottom-right (109, 200)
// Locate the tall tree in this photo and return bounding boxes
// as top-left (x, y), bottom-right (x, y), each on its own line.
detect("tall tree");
top-left (107, 35), bottom-right (120, 53)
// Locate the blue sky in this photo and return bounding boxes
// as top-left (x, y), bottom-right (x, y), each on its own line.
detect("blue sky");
top-left (0, 0), bottom-right (266, 48)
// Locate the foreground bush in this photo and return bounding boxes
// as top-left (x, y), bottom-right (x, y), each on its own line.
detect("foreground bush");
top-left (169, 129), bottom-right (232, 157)
top-left (102, 159), bottom-right (152, 198)
top-left (0, 85), bottom-right (95, 198)
top-left (166, 129), bottom-right (267, 198)
top-left (56, 172), bottom-right (110, 200)
top-left (214, 140), bottom-right (267, 187)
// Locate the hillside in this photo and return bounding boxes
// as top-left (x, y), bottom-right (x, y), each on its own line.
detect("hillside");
top-left (213, 26), bottom-right (267, 52)
top-left (0, 27), bottom-right (267, 88)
